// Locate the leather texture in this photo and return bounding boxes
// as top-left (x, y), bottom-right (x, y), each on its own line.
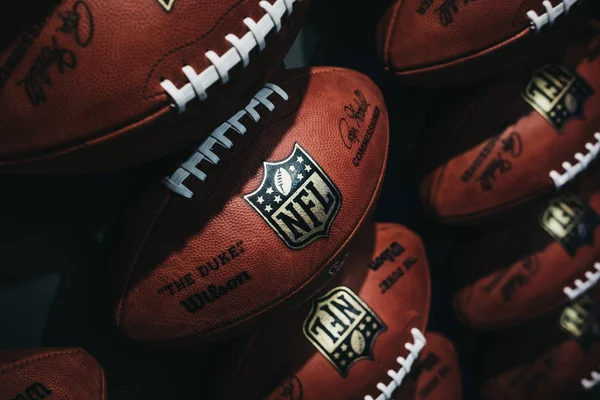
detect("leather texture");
top-left (0, 347), bottom-right (107, 400)
top-left (476, 285), bottom-right (600, 400)
top-left (420, 23), bottom-right (600, 223)
top-left (111, 67), bottom-right (390, 345)
top-left (451, 170), bottom-right (600, 329)
top-left (409, 332), bottom-right (462, 400)
top-left (376, 0), bottom-right (579, 85)
top-left (217, 223), bottom-right (431, 400)
top-left (0, 0), bottom-right (308, 173)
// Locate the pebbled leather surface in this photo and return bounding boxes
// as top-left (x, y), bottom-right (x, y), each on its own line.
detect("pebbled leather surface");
top-left (0, 0), bottom-right (309, 173)
top-left (376, 0), bottom-right (582, 84)
top-left (111, 67), bottom-right (390, 345)
top-left (0, 347), bottom-right (106, 400)
top-left (420, 23), bottom-right (600, 223)
top-left (476, 285), bottom-right (600, 400)
top-left (218, 223), bottom-right (431, 400)
top-left (451, 171), bottom-right (600, 330)
top-left (409, 333), bottom-right (462, 400)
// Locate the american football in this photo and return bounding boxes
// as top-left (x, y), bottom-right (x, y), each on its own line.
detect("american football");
top-left (408, 332), bottom-right (462, 400)
top-left (377, 0), bottom-right (584, 85)
top-left (111, 67), bottom-right (390, 345)
top-left (419, 22), bottom-right (600, 224)
top-left (476, 285), bottom-right (600, 400)
top-left (211, 222), bottom-right (431, 400)
top-left (0, 0), bottom-right (308, 173)
top-left (0, 347), bottom-right (106, 400)
top-left (451, 170), bottom-right (600, 330)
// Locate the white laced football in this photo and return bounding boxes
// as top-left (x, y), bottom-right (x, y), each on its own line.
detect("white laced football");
top-left (549, 133), bottom-right (600, 190)
top-left (161, 0), bottom-right (298, 113)
top-left (527, 0), bottom-right (579, 31)
top-left (582, 367), bottom-right (600, 390)
top-left (364, 328), bottom-right (426, 400)
top-left (564, 263), bottom-right (600, 300)
top-left (163, 83), bottom-right (288, 198)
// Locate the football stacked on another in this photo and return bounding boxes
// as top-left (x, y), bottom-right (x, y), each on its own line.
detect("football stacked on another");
top-left (0, 0), bottom-right (309, 173)
top-left (112, 67), bottom-right (390, 346)
top-left (377, 0), bottom-right (585, 85)
top-left (419, 21), bottom-right (600, 224)
top-left (212, 222), bottom-right (430, 400)
top-left (406, 333), bottom-right (462, 400)
top-left (0, 347), bottom-right (106, 400)
top-left (476, 284), bottom-right (600, 400)
top-left (451, 170), bottom-right (600, 330)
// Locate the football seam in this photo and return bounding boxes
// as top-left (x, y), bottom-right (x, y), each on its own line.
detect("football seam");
top-left (383, 0), bottom-right (405, 67)
top-left (388, 28), bottom-right (530, 76)
top-left (98, 359), bottom-right (107, 400)
top-left (113, 192), bottom-right (172, 327)
top-left (142, 0), bottom-right (247, 100)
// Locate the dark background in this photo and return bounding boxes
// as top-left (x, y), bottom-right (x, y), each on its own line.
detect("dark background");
top-left (1, 0), bottom-right (600, 399)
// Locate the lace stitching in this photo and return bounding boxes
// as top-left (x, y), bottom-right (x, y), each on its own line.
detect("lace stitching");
top-left (527, 0), bottom-right (579, 31)
top-left (163, 83), bottom-right (288, 198)
top-left (549, 133), bottom-right (600, 190)
top-left (564, 263), bottom-right (600, 300)
top-left (161, 0), bottom-right (298, 113)
top-left (582, 367), bottom-right (600, 390)
top-left (364, 328), bottom-right (426, 400)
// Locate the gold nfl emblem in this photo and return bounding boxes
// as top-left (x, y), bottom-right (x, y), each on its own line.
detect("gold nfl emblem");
top-left (560, 296), bottom-right (600, 348)
top-left (244, 143), bottom-right (341, 250)
top-left (539, 193), bottom-right (600, 257)
top-left (522, 63), bottom-right (593, 133)
top-left (303, 287), bottom-right (386, 377)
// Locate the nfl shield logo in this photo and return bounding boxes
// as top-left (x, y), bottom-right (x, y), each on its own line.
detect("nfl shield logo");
top-left (560, 296), bottom-right (600, 348)
top-left (522, 63), bottom-right (593, 133)
top-left (244, 143), bottom-right (342, 250)
top-left (302, 286), bottom-right (386, 377)
top-left (539, 193), bottom-right (600, 257)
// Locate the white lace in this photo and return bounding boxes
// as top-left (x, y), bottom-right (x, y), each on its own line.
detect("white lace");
top-left (564, 263), bottom-right (600, 300)
top-left (549, 133), bottom-right (600, 190)
top-left (163, 83), bottom-right (288, 198)
top-left (527, 0), bottom-right (579, 31)
top-left (364, 328), bottom-right (426, 400)
top-left (582, 367), bottom-right (600, 390)
top-left (160, 0), bottom-right (298, 113)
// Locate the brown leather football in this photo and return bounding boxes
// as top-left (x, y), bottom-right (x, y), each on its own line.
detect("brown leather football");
top-left (406, 333), bottom-right (462, 400)
top-left (214, 222), bottom-right (431, 400)
top-left (451, 170), bottom-right (600, 330)
top-left (0, 347), bottom-right (106, 400)
top-left (376, 0), bottom-right (584, 85)
top-left (476, 285), bottom-right (600, 400)
top-left (419, 21), bottom-right (600, 224)
top-left (0, 0), bottom-right (308, 173)
top-left (111, 67), bottom-right (390, 345)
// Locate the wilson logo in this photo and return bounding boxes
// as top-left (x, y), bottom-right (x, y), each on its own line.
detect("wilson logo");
top-left (10, 382), bottom-right (52, 400)
top-left (180, 271), bottom-right (251, 313)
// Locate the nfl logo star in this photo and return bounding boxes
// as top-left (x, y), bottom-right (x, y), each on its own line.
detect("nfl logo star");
top-left (302, 287), bottom-right (386, 377)
top-left (522, 63), bottom-right (593, 133)
top-left (540, 193), bottom-right (600, 257)
top-left (244, 143), bottom-right (341, 250)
